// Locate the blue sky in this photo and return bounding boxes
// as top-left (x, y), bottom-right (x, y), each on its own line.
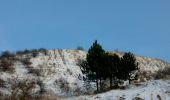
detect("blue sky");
top-left (0, 0), bottom-right (170, 62)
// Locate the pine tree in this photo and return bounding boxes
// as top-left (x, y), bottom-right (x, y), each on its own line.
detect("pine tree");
top-left (80, 40), bottom-right (105, 92)
top-left (109, 54), bottom-right (120, 88)
top-left (120, 52), bottom-right (139, 84)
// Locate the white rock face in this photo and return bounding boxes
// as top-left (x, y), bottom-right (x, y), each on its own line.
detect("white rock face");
top-left (0, 49), bottom-right (170, 99)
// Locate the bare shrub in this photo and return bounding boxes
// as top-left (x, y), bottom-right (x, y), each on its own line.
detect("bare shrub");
top-left (37, 79), bottom-right (46, 95)
top-left (21, 58), bottom-right (32, 66)
top-left (67, 69), bottom-right (72, 75)
top-left (28, 67), bottom-right (42, 76)
top-left (154, 67), bottom-right (170, 79)
top-left (0, 78), bottom-right (5, 88)
top-left (7, 77), bottom-right (36, 100)
top-left (0, 57), bottom-right (15, 73)
top-left (133, 97), bottom-right (144, 100)
top-left (0, 51), bottom-right (17, 73)
top-left (74, 86), bottom-right (81, 96)
top-left (58, 78), bottom-right (70, 93)
top-left (27, 64), bottom-right (45, 77)
top-left (138, 71), bottom-right (152, 82)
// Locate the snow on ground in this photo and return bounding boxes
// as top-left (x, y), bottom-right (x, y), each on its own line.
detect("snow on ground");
top-left (69, 80), bottom-right (170, 100)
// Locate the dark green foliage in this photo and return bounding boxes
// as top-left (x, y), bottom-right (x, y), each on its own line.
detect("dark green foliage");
top-left (0, 51), bottom-right (15, 59)
top-left (23, 49), bottom-right (31, 54)
top-left (80, 40), bottom-right (105, 92)
top-left (76, 46), bottom-right (85, 51)
top-left (16, 49), bottom-right (31, 55)
top-left (104, 53), bottom-right (120, 88)
top-left (31, 49), bottom-right (39, 57)
top-left (16, 48), bottom-right (47, 57)
top-left (38, 48), bottom-right (48, 55)
top-left (120, 52), bottom-right (139, 83)
top-left (79, 40), bottom-right (139, 92)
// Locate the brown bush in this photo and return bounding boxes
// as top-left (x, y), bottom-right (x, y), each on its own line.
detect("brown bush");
top-left (8, 77), bottom-right (36, 100)
top-left (28, 67), bottom-right (42, 76)
top-left (37, 79), bottom-right (46, 95)
top-left (0, 78), bottom-right (5, 88)
top-left (154, 67), bottom-right (170, 79)
top-left (21, 58), bottom-right (32, 66)
top-left (0, 57), bottom-right (14, 73)
top-left (138, 71), bottom-right (152, 82)
top-left (67, 69), bottom-right (72, 75)
top-left (58, 78), bottom-right (70, 93)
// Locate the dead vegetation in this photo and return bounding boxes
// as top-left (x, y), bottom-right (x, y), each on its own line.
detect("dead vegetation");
top-left (0, 76), bottom-right (61, 100)
top-left (154, 66), bottom-right (170, 80)
top-left (0, 51), bottom-right (16, 73)
top-left (1, 76), bottom-right (36, 100)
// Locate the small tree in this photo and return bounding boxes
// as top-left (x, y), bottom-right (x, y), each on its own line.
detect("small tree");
top-left (120, 52), bottom-right (139, 84)
top-left (80, 40), bottom-right (105, 92)
top-left (107, 53), bottom-right (120, 88)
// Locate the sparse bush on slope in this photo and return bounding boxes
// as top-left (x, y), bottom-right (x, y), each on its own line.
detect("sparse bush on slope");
top-left (5, 77), bottom-right (36, 100)
top-left (154, 66), bottom-right (170, 79)
top-left (0, 51), bottom-right (16, 73)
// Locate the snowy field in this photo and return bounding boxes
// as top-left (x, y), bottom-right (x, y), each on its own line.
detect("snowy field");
top-left (68, 80), bottom-right (170, 100)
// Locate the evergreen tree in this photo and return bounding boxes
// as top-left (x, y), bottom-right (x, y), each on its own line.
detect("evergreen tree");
top-left (79, 41), bottom-right (139, 91)
top-left (108, 53), bottom-right (120, 88)
top-left (80, 40), bottom-right (105, 92)
top-left (120, 52), bottom-right (139, 84)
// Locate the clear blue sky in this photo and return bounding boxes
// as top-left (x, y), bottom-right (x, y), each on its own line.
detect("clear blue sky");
top-left (0, 0), bottom-right (170, 62)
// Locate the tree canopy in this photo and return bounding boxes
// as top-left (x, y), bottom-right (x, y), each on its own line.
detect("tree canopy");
top-left (79, 40), bottom-right (139, 92)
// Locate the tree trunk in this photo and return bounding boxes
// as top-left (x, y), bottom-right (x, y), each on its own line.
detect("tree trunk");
top-left (96, 79), bottom-right (99, 92)
top-left (110, 76), bottom-right (112, 89)
top-left (100, 78), bottom-right (102, 92)
top-left (129, 78), bottom-right (131, 84)
top-left (128, 75), bottom-right (131, 84)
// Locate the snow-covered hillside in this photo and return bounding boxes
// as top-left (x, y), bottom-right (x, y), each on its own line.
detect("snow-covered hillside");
top-left (111, 51), bottom-right (170, 73)
top-left (0, 49), bottom-right (170, 99)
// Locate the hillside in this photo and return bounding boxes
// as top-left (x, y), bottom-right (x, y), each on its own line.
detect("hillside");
top-left (0, 49), bottom-right (170, 99)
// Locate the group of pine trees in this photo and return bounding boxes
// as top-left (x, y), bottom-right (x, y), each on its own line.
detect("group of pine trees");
top-left (79, 40), bottom-right (139, 92)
